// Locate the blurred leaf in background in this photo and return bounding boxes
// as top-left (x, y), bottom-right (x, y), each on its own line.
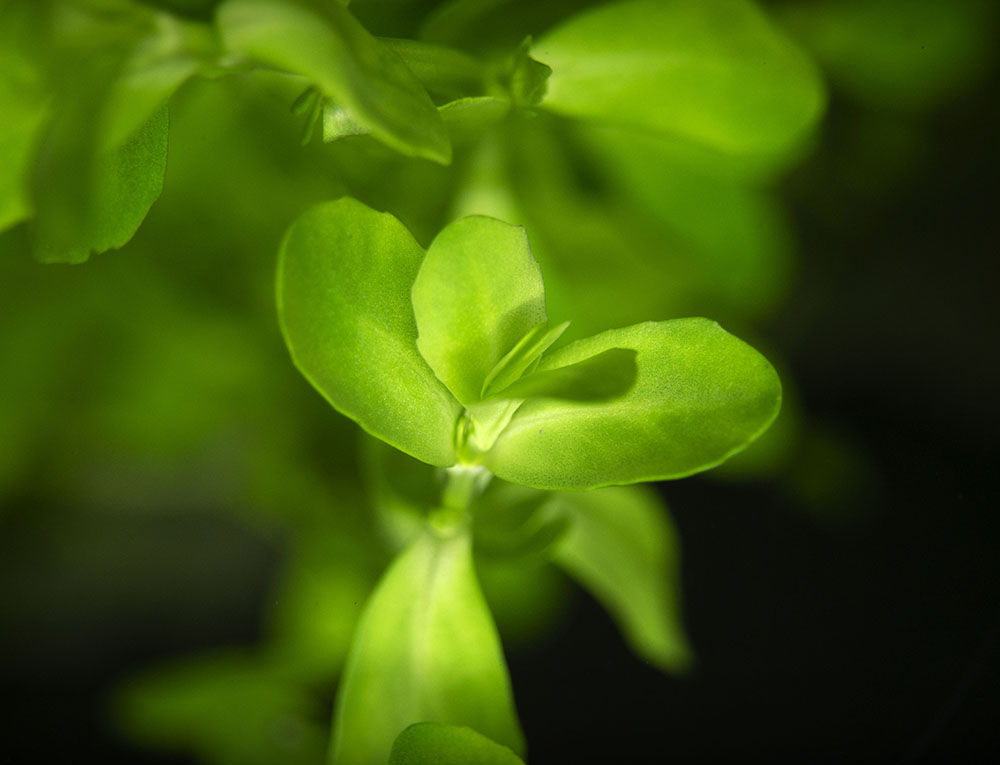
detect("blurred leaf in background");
top-left (777, 0), bottom-right (996, 113)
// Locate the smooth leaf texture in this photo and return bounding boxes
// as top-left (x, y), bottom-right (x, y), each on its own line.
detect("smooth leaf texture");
top-left (277, 199), bottom-right (461, 466)
top-left (332, 530), bottom-right (524, 765)
top-left (32, 105), bottom-right (169, 264)
top-left (534, 0), bottom-right (824, 160)
top-left (548, 486), bottom-right (692, 672)
top-left (481, 320), bottom-right (568, 400)
top-left (492, 347), bottom-right (637, 403)
top-left (412, 216), bottom-right (547, 406)
top-left (389, 723), bottom-right (525, 765)
top-left (486, 318), bottom-right (781, 489)
top-left (218, 0), bottom-right (451, 163)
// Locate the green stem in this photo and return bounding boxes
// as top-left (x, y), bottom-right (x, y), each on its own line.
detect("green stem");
top-left (430, 464), bottom-right (491, 532)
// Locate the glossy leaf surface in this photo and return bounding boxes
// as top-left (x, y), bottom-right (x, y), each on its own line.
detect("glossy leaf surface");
top-left (412, 216), bottom-right (546, 406)
top-left (487, 318), bottom-right (781, 489)
top-left (218, 0), bottom-right (450, 163)
top-left (389, 723), bottom-right (525, 765)
top-left (332, 530), bottom-right (524, 765)
top-left (549, 486), bottom-right (693, 672)
top-left (277, 199), bottom-right (461, 466)
top-left (535, 0), bottom-right (824, 160)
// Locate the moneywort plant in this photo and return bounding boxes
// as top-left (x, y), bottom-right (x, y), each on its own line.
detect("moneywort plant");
top-left (277, 198), bottom-right (781, 763)
top-left (2, 0), bottom-right (826, 762)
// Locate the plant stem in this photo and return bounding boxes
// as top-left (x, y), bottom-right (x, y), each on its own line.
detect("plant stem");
top-left (430, 464), bottom-right (491, 532)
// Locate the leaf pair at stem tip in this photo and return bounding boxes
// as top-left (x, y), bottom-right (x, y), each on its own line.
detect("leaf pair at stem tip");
top-left (277, 198), bottom-right (781, 491)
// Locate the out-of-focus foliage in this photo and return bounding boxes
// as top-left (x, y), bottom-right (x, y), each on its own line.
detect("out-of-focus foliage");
top-left (535, 0), bottom-right (824, 166)
top-left (777, 0), bottom-right (996, 112)
top-left (117, 652), bottom-right (329, 765)
top-left (0, 0), bottom-right (216, 262)
top-left (546, 486), bottom-right (692, 673)
top-left (218, 0), bottom-right (452, 162)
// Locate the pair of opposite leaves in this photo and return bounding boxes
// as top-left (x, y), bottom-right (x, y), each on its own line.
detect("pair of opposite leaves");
top-left (278, 198), bottom-right (780, 490)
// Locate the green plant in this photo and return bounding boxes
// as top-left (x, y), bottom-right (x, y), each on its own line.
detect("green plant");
top-left (277, 197), bottom-right (780, 762)
top-left (1, 0), bottom-right (853, 763)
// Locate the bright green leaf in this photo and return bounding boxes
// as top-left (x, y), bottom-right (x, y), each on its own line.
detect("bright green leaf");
top-left (460, 398), bottom-right (525, 459)
top-left (332, 529), bottom-right (524, 765)
top-left (486, 318), bottom-right (781, 489)
top-left (218, 0), bottom-right (451, 163)
top-left (389, 723), bottom-right (525, 765)
top-left (491, 347), bottom-right (637, 403)
top-left (32, 105), bottom-right (169, 264)
top-left (481, 320), bottom-right (568, 400)
top-left (547, 485), bottom-right (693, 672)
top-left (534, 0), bottom-right (825, 160)
top-left (277, 198), bottom-right (461, 467)
top-left (412, 215), bottom-right (547, 406)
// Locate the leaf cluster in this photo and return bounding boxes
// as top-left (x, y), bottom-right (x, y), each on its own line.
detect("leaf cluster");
top-left (1, 0), bottom-right (825, 267)
top-left (278, 198), bottom-right (781, 491)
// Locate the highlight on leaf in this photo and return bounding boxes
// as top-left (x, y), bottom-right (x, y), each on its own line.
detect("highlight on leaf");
top-left (278, 199), bottom-right (781, 490)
